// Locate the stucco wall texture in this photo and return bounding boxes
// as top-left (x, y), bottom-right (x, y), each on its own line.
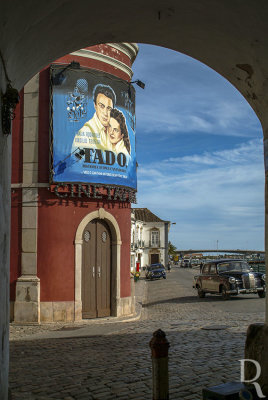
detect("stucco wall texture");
top-left (10, 44), bottom-right (137, 314)
top-left (37, 190), bottom-right (131, 301)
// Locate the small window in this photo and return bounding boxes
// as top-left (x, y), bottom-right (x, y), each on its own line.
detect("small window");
top-left (101, 231), bottom-right (107, 242)
top-left (84, 231), bottom-right (91, 242)
top-left (135, 228), bottom-right (139, 242)
top-left (203, 265), bottom-right (209, 274)
top-left (210, 264), bottom-right (216, 274)
top-left (218, 263), bottom-right (230, 273)
top-left (151, 230), bottom-right (159, 246)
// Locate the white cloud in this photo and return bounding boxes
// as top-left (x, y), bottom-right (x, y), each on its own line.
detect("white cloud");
top-left (133, 45), bottom-right (261, 138)
top-left (136, 98), bottom-right (259, 137)
top-left (135, 139), bottom-right (264, 249)
top-left (165, 139), bottom-right (263, 167)
top-left (132, 45), bottom-right (264, 250)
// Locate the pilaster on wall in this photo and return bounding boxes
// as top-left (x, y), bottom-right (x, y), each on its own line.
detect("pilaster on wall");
top-left (23, 74), bottom-right (39, 183)
top-left (14, 74), bottom-right (40, 324)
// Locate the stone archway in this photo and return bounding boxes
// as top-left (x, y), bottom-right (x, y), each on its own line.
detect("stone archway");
top-left (74, 208), bottom-right (122, 320)
top-left (3, 1), bottom-right (268, 121)
top-left (2, 2), bottom-right (268, 398)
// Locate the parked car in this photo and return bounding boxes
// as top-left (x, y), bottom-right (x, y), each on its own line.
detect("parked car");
top-left (193, 259), bottom-right (266, 299)
top-left (146, 263), bottom-right (166, 280)
top-left (181, 259), bottom-right (192, 268)
top-left (192, 259), bottom-right (200, 266)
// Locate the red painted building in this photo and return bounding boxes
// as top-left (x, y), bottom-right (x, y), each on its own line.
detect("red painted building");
top-left (10, 43), bottom-right (139, 323)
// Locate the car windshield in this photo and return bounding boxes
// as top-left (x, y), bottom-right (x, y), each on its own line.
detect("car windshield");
top-left (148, 265), bottom-right (163, 271)
top-left (217, 261), bottom-right (251, 273)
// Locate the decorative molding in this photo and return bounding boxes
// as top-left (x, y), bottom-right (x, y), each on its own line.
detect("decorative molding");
top-left (112, 240), bottom-right (122, 245)
top-left (75, 209), bottom-right (121, 242)
top-left (70, 49), bottom-right (133, 79)
top-left (98, 207), bottom-right (105, 219)
top-left (11, 183), bottom-right (49, 188)
top-left (107, 43), bottom-right (139, 63)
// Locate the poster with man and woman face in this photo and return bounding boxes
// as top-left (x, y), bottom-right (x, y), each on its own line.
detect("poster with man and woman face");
top-left (51, 66), bottom-right (137, 189)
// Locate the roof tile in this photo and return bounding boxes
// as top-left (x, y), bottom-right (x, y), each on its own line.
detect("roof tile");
top-left (133, 208), bottom-right (167, 223)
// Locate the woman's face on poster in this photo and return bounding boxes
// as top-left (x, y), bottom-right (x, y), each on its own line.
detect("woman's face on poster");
top-left (108, 118), bottom-right (123, 145)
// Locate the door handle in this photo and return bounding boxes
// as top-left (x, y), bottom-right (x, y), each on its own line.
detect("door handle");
top-left (98, 266), bottom-right (101, 278)
top-left (92, 266), bottom-right (95, 278)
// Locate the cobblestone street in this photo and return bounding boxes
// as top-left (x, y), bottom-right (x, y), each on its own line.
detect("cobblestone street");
top-left (9, 267), bottom-right (265, 399)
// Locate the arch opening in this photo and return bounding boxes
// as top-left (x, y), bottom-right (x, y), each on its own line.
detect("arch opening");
top-left (75, 208), bottom-right (122, 320)
top-left (3, 3), bottom-right (268, 397)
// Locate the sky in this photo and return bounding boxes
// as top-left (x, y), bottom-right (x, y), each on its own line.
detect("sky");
top-left (131, 44), bottom-right (264, 251)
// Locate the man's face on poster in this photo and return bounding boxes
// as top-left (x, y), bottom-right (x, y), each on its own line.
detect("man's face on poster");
top-left (94, 93), bottom-right (113, 127)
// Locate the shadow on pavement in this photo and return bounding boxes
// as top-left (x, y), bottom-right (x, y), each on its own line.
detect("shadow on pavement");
top-left (9, 328), bottom-right (244, 400)
top-left (143, 294), bottom-right (261, 307)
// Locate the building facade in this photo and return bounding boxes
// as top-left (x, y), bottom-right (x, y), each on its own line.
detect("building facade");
top-left (131, 208), bottom-right (170, 272)
top-left (10, 43), bottom-right (139, 324)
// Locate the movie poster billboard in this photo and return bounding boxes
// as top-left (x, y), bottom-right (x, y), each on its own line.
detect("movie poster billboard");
top-left (50, 66), bottom-right (137, 189)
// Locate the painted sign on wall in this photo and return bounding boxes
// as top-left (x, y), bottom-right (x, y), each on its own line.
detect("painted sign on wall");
top-left (51, 66), bottom-right (137, 189)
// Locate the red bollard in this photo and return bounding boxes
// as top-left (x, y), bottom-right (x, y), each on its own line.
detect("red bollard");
top-left (149, 329), bottom-right (170, 400)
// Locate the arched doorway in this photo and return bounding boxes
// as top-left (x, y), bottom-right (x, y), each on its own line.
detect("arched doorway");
top-left (82, 218), bottom-right (112, 318)
top-left (74, 208), bottom-right (122, 320)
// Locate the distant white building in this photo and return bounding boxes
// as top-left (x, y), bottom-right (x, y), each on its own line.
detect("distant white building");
top-left (131, 208), bottom-right (170, 272)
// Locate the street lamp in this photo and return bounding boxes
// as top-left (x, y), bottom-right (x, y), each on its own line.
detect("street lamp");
top-left (128, 79), bottom-right (146, 98)
top-left (130, 79), bottom-right (146, 89)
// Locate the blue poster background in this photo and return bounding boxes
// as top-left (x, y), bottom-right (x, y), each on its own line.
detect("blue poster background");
top-left (51, 67), bottom-right (137, 189)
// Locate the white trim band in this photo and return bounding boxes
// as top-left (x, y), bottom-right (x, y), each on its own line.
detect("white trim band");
top-left (70, 49), bottom-right (133, 79)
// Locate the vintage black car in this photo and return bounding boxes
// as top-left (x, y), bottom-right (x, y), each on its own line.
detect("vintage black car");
top-left (181, 259), bottom-right (192, 268)
top-left (146, 263), bottom-right (166, 280)
top-left (193, 259), bottom-right (266, 299)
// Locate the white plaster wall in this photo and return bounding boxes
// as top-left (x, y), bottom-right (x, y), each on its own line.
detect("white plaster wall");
top-left (160, 224), bottom-right (165, 247)
top-left (143, 225), bottom-right (150, 245)
top-left (139, 222), bottom-right (166, 265)
top-left (143, 222), bottom-right (165, 247)
top-left (0, 63), bottom-right (11, 400)
top-left (142, 252), bottom-right (149, 267)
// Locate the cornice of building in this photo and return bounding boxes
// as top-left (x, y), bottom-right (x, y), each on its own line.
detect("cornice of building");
top-left (11, 183), bottom-right (49, 188)
top-left (107, 43), bottom-right (139, 63)
top-left (70, 47), bottom-right (135, 79)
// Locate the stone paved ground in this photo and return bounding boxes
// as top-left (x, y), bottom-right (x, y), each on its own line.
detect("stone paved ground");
top-left (9, 267), bottom-right (265, 399)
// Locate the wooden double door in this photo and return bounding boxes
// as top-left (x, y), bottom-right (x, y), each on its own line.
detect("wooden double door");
top-left (151, 253), bottom-right (160, 264)
top-left (82, 219), bottom-right (111, 318)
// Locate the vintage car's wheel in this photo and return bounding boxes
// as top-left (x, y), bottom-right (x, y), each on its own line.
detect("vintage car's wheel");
top-left (197, 287), bottom-right (206, 298)
top-left (221, 285), bottom-right (230, 300)
top-left (258, 290), bottom-right (266, 298)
